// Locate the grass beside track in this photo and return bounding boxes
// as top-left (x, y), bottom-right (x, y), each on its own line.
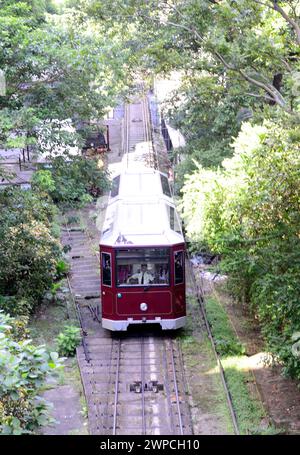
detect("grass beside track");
top-left (205, 295), bottom-right (277, 434)
top-left (178, 295), bottom-right (235, 435)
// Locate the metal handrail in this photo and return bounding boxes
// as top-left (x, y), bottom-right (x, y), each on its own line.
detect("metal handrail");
top-left (64, 223), bottom-right (91, 363)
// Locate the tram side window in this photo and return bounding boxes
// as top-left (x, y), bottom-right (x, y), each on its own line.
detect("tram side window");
top-left (102, 253), bottom-right (112, 286)
top-left (174, 251), bottom-right (184, 285)
top-left (167, 205), bottom-right (182, 234)
top-left (160, 174), bottom-right (172, 197)
top-left (111, 175), bottom-right (120, 198)
top-left (116, 248), bottom-right (170, 286)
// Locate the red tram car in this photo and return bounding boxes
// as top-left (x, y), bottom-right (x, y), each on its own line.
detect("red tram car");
top-left (99, 168), bottom-right (186, 331)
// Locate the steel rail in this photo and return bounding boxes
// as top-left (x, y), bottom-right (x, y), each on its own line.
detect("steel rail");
top-left (87, 303), bottom-right (101, 324)
top-left (140, 96), bottom-right (148, 164)
top-left (146, 97), bottom-right (154, 168)
top-left (177, 339), bottom-right (194, 434)
top-left (112, 338), bottom-right (121, 435)
top-left (162, 336), bottom-right (176, 434)
top-left (99, 337), bottom-right (117, 434)
top-left (140, 94), bottom-right (150, 166)
top-left (142, 94), bottom-right (156, 170)
top-left (141, 336), bottom-right (146, 435)
top-left (169, 339), bottom-right (184, 435)
top-left (143, 96), bottom-right (151, 144)
top-left (144, 91), bottom-right (159, 170)
top-left (125, 103), bottom-right (130, 167)
top-left (185, 253), bottom-right (240, 435)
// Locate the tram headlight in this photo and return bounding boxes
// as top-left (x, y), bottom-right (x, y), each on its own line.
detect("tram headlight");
top-left (140, 302), bottom-right (148, 312)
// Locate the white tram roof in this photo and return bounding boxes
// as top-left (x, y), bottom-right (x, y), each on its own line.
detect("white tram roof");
top-left (100, 168), bottom-right (184, 247)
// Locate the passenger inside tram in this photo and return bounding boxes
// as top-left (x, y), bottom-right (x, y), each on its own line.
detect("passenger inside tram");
top-left (127, 263), bottom-right (154, 285)
top-left (116, 248), bottom-right (170, 286)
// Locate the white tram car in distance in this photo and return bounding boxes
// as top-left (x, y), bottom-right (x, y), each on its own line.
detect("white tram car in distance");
top-left (99, 167), bottom-right (186, 331)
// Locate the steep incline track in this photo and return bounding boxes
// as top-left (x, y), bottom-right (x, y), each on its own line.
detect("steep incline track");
top-left (61, 93), bottom-right (194, 433)
top-left (62, 206), bottom-right (192, 435)
top-left (62, 215), bottom-right (193, 435)
top-left (124, 95), bottom-right (158, 169)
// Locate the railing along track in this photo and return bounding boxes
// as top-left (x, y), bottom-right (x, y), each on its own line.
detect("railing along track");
top-left (64, 223), bottom-right (91, 363)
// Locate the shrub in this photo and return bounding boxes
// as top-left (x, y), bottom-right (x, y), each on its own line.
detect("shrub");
top-left (67, 215), bottom-right (80, 224)
top-left (56, 325), bottom-right (81, 357)
top-left (0, 296), bottom-right (34, 317)
top-left (48, 156), bottom-right (110, 208)
top-left (32, 157), bottom-right (110, 209)
top-left (0, 312), bottom-right (63, 434)
top-left (50, 221), bottom-right (61, 239)
top-left (31, 170), bottom-right (56, 193)
top-left (0, 220), bottom-right (61, 313)
top-left (181, 120), bottom-right (300, 378)
top-left (0, 188), bottom-right (62, 315)
top-left (55, 259), bottom-right (69, 278)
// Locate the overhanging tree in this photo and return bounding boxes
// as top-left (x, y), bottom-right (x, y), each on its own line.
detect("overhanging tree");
top-left (0, 0), bottom-right (132, 152)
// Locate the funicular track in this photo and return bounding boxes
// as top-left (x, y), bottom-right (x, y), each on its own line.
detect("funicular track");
top-left (93, 334), bottom-right (192, 435)
top-left (62, 223), bottom-right (193, 435)
top-left (124, 91), bottom-right (158, 170)
top-left (61, 93), bottom-right (193, 435)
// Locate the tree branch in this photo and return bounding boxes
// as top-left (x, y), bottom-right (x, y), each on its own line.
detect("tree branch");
top-left (165, 2), bottom-right (290, 109)
top-left (126, 5), bottom-right (291, 111)
top-left (253, 0), bottom-right (300, 44)
top-left (272, 1), bottom-right (300, 45)
top-left (245, 92), bottom-right (275, 101)
top-left (16, 74), bottom-right (64, 92)
top-left (239, 69), bottom-right (288, 108)
top-left (280, 58), bottom-right (293, 72)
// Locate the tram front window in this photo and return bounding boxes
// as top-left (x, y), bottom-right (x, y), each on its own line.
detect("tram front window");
top-left (116, 248), bottom-right (170, 286)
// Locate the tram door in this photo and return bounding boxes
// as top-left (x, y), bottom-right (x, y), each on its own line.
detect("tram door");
top-left (173, 248), bottom-right (185, 315)
top-left (100, 250), bottom-right (114, 317)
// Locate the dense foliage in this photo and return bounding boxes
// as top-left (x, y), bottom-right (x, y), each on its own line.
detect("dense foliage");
top-left (0, 0), bottom-right (131, 156)
top-left (56, 325), bottom-right (81, 357)
top-left (164, 74), bottom-right (245, 171)
top-left (32, 157), bottom-right (110, 208)
top-left (0, 312), bottom-right (63, 434)
top-left (181, 121), bottom-right (300, 377)
top-left (84, 0), bottom-right (300, 172)
top-left (0, 187), bottom-right (62, 315)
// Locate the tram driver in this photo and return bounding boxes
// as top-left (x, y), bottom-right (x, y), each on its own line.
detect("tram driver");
top-left (127, 263), bottom-right (154, 285)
